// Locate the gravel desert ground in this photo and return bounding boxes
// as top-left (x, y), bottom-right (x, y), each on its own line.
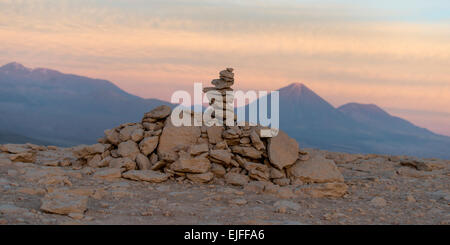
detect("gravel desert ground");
top-left (1, 143), bottom-right (448, 225)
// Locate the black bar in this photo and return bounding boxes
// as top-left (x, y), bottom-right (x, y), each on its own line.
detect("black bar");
top-left (0, 225), bottom-right (447, 244)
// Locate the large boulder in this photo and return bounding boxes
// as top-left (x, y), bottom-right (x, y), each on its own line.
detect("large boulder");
top-left (287, 155), bottom-right (344, 183)
top-left (157, 118), bottom-right (201, 159)
top-left (267, 130), bottom-right (298, 169)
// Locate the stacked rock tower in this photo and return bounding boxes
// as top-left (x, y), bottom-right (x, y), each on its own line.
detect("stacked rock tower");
top-left (73, 68), bottom-right (346, 196)
top-left (203, 68), bottom-right (235, 125)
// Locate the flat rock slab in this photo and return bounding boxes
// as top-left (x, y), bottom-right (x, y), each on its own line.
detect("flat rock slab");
top-left (303, 183), bottom-right (348, 198)
top-left (144, 105), bottom-right (172, 119)
top-left (93, 168), bottom-right (122, 180)
top-left (186, 172), bottom-right (214, 183)
top-left (287, 155), bottom-right (344, 183)
top-left (171, 157), bottom-right (211, 174)
top-left (40, 191), bottom-right (88, 215)
top-left (122, 170), bottom-right (169, 183)
top-left (225, 172), bottom-right (249, 186)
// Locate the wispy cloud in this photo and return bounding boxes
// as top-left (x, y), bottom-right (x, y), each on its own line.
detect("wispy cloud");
top-left (0, 0), bottom-right (449, 135)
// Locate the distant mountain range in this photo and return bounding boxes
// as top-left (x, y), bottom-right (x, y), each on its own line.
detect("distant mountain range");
top-left (0, 130), bottom-right (51, 146)
top-left (247, 83), bottom-right (450, 159)
top-left (1, 62), bottom-right (449, 159)
top-left (0, 62), bottom-right (171, 146)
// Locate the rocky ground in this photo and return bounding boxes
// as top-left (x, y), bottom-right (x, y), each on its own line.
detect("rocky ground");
top-left (0, 143), bottom-right (448, 225)
top-left (0, 69), bottom-right (449, 225)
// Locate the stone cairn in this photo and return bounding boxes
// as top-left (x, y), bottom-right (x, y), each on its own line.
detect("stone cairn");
top-left (203, 67), bottom-right (235, 125)
top-left (74, 68), bottom-right (346, 196)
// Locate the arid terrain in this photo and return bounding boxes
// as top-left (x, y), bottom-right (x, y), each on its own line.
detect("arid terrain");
top-left (0, 142), bottom-right (448, 225)
top-left (1, 68), bottom-right (449, 225)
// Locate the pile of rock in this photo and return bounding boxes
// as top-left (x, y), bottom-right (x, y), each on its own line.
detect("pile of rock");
top-left (203, 68), bottom-right (235, 124)
top-left (73, 68), bottom-right (346, 195)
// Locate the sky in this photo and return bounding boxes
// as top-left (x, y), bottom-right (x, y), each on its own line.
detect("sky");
top-left (0, 0), bottom-right (449, 135)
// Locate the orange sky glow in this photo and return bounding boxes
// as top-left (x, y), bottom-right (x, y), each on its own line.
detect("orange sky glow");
top-left (0, 0), bottom-right (449, 135)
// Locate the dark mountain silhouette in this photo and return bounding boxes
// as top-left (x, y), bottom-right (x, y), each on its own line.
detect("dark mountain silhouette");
top-left (276, 83), bottom-right (362, 150)
top-left (1, 63), bottom-right (449, 159)
top-left (0, 62), bottom-right (172, 146)
top-left (0, 130), bottom-right (51, 145)
top-left (246, 83), bottom-right (450, 159)
top-left (338, 103), bottom-right (433, 136)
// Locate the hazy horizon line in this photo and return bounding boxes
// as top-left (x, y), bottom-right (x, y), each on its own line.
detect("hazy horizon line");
top-left (2, 61), bottom-right (449, 137)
